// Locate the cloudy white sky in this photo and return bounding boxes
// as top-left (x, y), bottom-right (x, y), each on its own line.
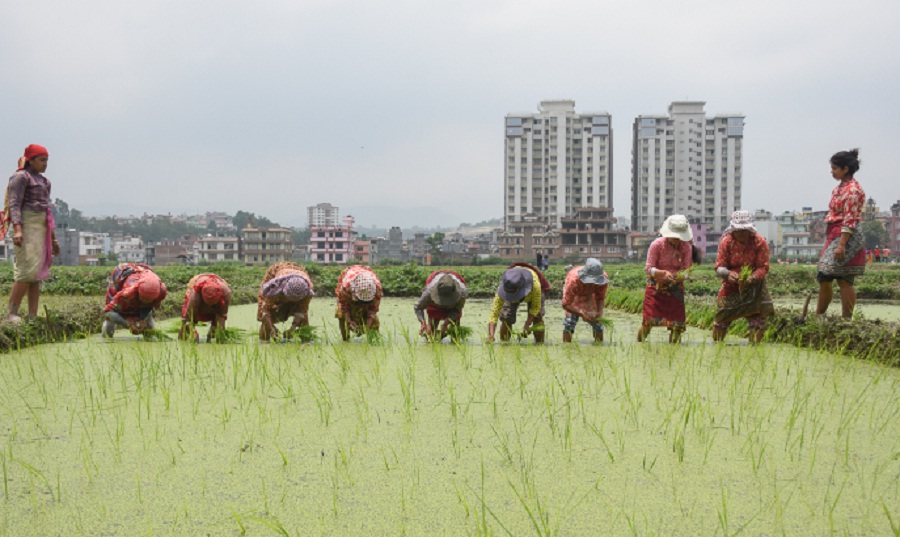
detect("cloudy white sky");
top-left (2, 0), bottom-right (898, 228)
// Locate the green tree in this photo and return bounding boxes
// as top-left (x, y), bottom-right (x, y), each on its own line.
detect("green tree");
top-left (292, 227), bottom-right (311, 245)
top-left (425, 232), bottom-right (445, 264)
top-left (862, 220), bottom-right (889, 249)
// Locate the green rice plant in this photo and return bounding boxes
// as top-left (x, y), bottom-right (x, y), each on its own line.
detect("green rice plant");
top-left (213, 327), bottom-right (247, 344)
top-left (445, 324), bottom-right (472, 342)
top-left (285, 325), bottom-right (318, 343)
top-left (881, 502), bottom-right (900, 537)
top-left (140, 328), bottom-right (172, 342)
top-left (365, 328), bottom-right (384, 345)
top-left (739, 265), bottom-right (753, 281)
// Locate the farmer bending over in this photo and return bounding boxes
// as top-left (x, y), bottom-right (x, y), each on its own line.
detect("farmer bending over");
top-left (413, 270), bottom-right (468, 341)
top-left (486, 265), bottom-right (546, 344)
top-left (103, 263), bottom-right (167, 338)
top-left (335, 265), bottom-right (382, 341)
top-left (180, 273), bottom-right (232, 342)
top-left (257, 262), bottom-right (314, 341)
top-left (561, 258), bottom-right (609, 343)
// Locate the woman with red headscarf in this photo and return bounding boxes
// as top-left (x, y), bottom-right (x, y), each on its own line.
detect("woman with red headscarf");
top-left (102, 263), bottom-right (167, 338)
top-left (3, 144), bottom-right (59, 323)
top-left (179, 273), bottom-right (232, 342)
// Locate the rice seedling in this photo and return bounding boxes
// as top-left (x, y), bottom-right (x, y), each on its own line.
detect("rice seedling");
top-left (285, 325), bottom-right (318, 344)
top-left (0, 295), bottom-right (898, 535)
top-left (140, 328), bottom-right (172, 342)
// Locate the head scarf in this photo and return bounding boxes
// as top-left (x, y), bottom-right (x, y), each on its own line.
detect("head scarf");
top-left (200, 282), bottom-right (224, 306)
top-left (350, 273), bottom-right (377, 302)
top-left (261, 273), bottom-right (310, 300)
top-left (19, 144), bottom-right (48, 170)
top-left (137, 272), bottom-right (162, 303)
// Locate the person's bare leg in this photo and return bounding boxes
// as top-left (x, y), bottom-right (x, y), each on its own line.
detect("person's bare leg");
top-left (816, 281), bottom-right (833, 316)
top-left (748, 329), bottom-right (764, 344)
top-left (637, 323), bottom-right (651, 342)
top-left (562, 331), bottom-right (573, 343)
top-left (26, 283), bottom-right (40, 317)
top-left (499, 323), bottom-right (512, 342)
top-left (837, 280), bottom-right (856, 319)
top-left (712, 325), bottom-right (728, 341)
top-left (7, 281), bottom-right (29, 321)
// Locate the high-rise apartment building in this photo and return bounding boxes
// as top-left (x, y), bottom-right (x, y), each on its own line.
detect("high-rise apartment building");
top-left (504, 100), bottom-right (613, 229)
top-left (307, 203), bottom-right (341, 228)
top-left (631, 101), bottom-right (744, 233)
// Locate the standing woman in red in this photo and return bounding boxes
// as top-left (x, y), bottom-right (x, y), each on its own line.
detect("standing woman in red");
top-left (4, 145), bottom-right (59, 323)
top-left (816, 149), bottom-right (866, 319)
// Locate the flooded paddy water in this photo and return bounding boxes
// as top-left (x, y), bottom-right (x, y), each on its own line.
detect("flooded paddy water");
top-left (1, 298), bottom-right (898, 535)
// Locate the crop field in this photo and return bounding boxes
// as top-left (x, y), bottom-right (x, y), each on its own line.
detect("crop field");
top-left (0, 297), bottom-right (898, 536)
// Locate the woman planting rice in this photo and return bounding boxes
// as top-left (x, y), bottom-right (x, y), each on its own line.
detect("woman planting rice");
top-left (102, 263), bottom-right (167, 337)
top-left (179, 273), bottom-right (232, 342)
top-left (4, 145), bottom-right (59, 323)
top-left (335, 264), bottom-right (382, 341)
top-left (816, 149), bottom-right (866, 319)
top-left (561, 258), bottom-right (609, 343)
top-left (413, 270), bottom-right (468, 341)
top-left (257, 262), bottom-right (314, 341)
top-left (638, 214), bottom-right (693, 344)
top-left (486, 263), bottom-right (549, 344)
top-left (712, 211), bottom-right (774, 343)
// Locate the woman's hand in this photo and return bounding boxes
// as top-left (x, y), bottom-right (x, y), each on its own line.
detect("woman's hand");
top-left (52, 240), bottom-right (60, 256)
top-left (12, 231), bottom-right (23, 247)
top-left (653, 270), bottom-right (671, 283)
top-left (834, 244), bottom-right (846, 262)
top-left (727, 271), bottom-right (740, 284)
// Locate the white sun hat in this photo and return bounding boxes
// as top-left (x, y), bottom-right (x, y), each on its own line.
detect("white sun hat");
top-left (659, 214), bottom-right (693, 242)
top-left (728, 210), bottom-right (756, 232)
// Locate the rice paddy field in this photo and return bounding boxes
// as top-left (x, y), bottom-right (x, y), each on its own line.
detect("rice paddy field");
top-left (1, 298), bottom-right (898, 536)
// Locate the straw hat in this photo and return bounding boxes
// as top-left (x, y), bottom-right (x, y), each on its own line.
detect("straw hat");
top-left (430, 273), bottom-right (462, 306)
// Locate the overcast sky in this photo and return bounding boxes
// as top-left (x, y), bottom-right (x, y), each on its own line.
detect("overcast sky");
top-left (2, 0), bottom-right (898, 228)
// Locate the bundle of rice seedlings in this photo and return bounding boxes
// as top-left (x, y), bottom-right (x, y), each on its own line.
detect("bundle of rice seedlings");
top-left (445, 324), bottom-right (472, 342)
top-left (213, 327), bottom-right (247, 344)
top-left (141, 328), bottom-right (172, 341)
top-left (286, 325), bottom-right (318, 343)
top-left (365, 328), bottom-right (384, 345)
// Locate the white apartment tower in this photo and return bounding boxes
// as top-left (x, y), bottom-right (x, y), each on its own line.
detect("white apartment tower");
top-left (504, 100), bottom-right (613, 229)
top-left (307, 203), bottom-right (341, 228)
top-left (631, 101), bottom-right (744, 233)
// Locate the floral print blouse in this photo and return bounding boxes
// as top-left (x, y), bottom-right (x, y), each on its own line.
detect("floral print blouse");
top-left (714, 233), bottom-right (770, 293)
top-left (644, 237), bottom-right (692, 277)
top-left (561, 266), bottom-right (608, 320)
top-left (825, 178), bottom-right (865, 233)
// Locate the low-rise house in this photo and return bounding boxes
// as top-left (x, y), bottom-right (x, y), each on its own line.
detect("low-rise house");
top-left (242, 226), bottom-right (293, 265)
top-left (197, 234), bottom-right (240, 263)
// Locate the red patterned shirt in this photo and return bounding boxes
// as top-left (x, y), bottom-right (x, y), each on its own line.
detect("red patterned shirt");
top-left (714, 233), bottom-right (770, 293)
top-left (645, 237), bottom-right (692, 276)
top-left (825, 178), bottom-right (865, 232)
top-left (561, 266), bottom-right (608, 320)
